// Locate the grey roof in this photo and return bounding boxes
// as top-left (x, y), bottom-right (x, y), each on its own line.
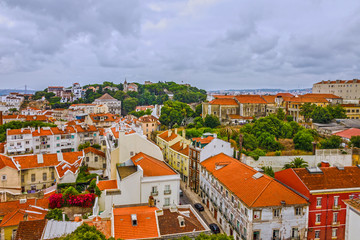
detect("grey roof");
top-left (93, 93), bottom-right (118, 102)
top-left (42, 220), bottom-right (82, 239)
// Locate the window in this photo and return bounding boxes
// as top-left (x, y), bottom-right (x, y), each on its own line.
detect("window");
top-left (332, 228), bottom-right (337, 237)
top-left (334, 196), bottom-right (339, 206)
top-left (316, 197), bottom-right (322, 207)
top-left (164, 197), bottom-right (170, 206)
top-left (316, 214), bottom-right (321, 223)
top-left (333, 212), bottom-right (338, 223)
top-left (21, 175), bottom-right (25, 183)
top-left (349, 194), bottom-right (354, 200)
top-left (291, 228), bottom-right (299, 238)
top-left (253, 231), bottom-right (260, 240)
top-left (273, 209), bottom-right (280, 218)
top-left (152, 186), bottom-right (158, 194)
top-left (295, 207), bottom-right (302, 216)
top-left (103, 163), bottom-right (106, 168)
top-left (273, 230), bottom-right (280, 240)
top-left (315, 230), bottom-right (320, 239)
top-left (1, 175), bottom-right (6, 181)
top-left (25, 141), bottom-right (30, 144)
top-left (245, 208), bottom-right (248, 217)
top-left (43, 173), bottom-right (47, 181)
top-left (31, 174), bottom-right (36, 182)
top-left (253, 210), bottom-right (261, 220)
top-left (164, 185), bottom-right (171, 194)
top-left (95, 157), bottom-right (98, 162)
top-left (51, 172), bottom-right (55, 180)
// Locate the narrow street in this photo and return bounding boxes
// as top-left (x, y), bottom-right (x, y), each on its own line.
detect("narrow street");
top-left (180, 181), bottom-right (224, 233)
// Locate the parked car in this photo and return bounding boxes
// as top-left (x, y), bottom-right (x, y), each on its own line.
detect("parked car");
top-left (194, 203), bottom-right (204, 211)
top-left (209, 223), bottom-right (220, 234)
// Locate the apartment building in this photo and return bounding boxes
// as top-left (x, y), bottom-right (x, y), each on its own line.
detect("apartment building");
top-left (156, 129), bottom-right (185, 161)
top-left (6, 124), bottom-right (99, 155)
top-left (275, 165), bottom-right (360, 240)
top-left (168, 140), bottom-right (189, 183)
top-left (69, 104), bottom-right (109, 114)
top-left (84, 113), bottom-right (118, 128)
top-left (137, 115), bottom-right (160, 138)
top-left (312, 79), bottom-right (360, 100)
top-left (342, 104), bottom-right (360, 119)
top-left (201, 153), bottom-right (309, 240)
top-left (189, 134), bottom-right (233, 193)
top-left (93, 93), bottom-right (121, 115)
top-left (96, 152), bottom-right (180, 218)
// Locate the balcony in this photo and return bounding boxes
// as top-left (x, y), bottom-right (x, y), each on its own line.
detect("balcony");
top-left (332, 205), bottom-right (341, 210)
top-left (332, 221), bottom-right (340, 226)
top-left (151, 191), bottom-right (158, 196)
top-left (164, 190), bottom-right (171, 195)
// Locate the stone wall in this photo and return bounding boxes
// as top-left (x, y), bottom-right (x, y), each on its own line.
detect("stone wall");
top-left (242, 149), bottom-right (353, 172)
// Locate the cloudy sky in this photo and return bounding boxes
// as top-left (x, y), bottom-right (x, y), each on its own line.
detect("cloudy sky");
top-left (0, 0), bottom-right (360, 91)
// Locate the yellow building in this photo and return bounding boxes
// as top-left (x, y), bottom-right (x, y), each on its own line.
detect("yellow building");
top-left (342, 104), bottom-right (360, 119)
top-left (168, 141), bottom-right (189, 183)
top-left (156, 129), bottom-right (184, 161)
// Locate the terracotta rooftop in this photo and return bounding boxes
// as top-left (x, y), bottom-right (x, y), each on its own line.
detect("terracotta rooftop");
top-left (84, 217), bottom-right (112, 239)
top-left (0, 154), bottom-right (17, 170)
top-left (292, 166), bottom-right (360, 191)
top-left (94, 93), bottom-right (117, 101)
top-left (89, 113), bottom-right (117, 123)
top-left (131, 152), bottom-right (177, 177)
top-left (14, 219), bottom-right (47, 240)
top-left (97, 180), bottom-right (118, 191)
top-left (209, 98), bottom-right (238, 106)
top-left (276, 93), bottom-right (294, 97)
top-left (158, 130), bottom-right (179, 142)
top-left (158, 207), bottom-right (206, 236)
top-left (314, 79), bottom-right (359, 84)
top-left (7, 128), bottom-right (32, 136)
top-left (303, 93), bottom-right (342, 99)
top-left (228, 115), bottom-right (253, 120)
top-left (261, 95), bottom-right (276, 103)
top-left (235, 95), bottom-right (267, 104)
top-left (191, 136), bottom-right (214, 145)
top-left (170, 141), bottom-right (189, 156)
top-left (213, 95), bottom-right (236, 99)
top-left (84, 147), bottom-right (105, 158)
top-left (201, 153), bottom-right (308, 208)
top-left (343, 198), bottom-right (360, 214)
top-left (334, 128), bottom-right (360, 139)
top-left (113, 206), bottom-right (160, 240)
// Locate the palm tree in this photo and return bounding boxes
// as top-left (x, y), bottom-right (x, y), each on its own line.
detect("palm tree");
top-left (261, 166), bottom-right (274, 177)
top-left (220, 127), bottom-right (234, 142)
top-left (283, 157), bottom-right (309, 169)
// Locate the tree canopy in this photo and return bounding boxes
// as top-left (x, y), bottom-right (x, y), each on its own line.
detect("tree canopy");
top-left (320, 135), bottom-right (342, 149)
top-left (283, 157), bottom-right (309, 169)
top-left (293, 130), bottom-right (314, 152)
top-left (204, 115), bottom-right (221, 128)
top-left (159, 101), bottom-right (195, 128)
top-left (61, 224), bottom-right (108, 240)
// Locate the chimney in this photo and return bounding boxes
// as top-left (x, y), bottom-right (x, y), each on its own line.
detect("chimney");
top-left (57, 153), bottom-right (63, 162)
top-left (38, 127), bottom-right (40, 133)
top-left (182, 129), bottom-right (186, 139)
top-left (320, 161), bottom-right (330, 168)
top-left (175, 128), bottom-right (178, 135)
top-left (178, 216), bottom-right (185, 227)
top-left (168, 129), bottom-right (172, 137)
top-left (312, 141), bottom-right (317, 155)
top-left (63, 213), bottom-right (66, 221)
top-left (37, 154), bottom-right (44, 164)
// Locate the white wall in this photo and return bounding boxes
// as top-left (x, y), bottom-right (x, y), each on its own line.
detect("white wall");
top-left (346, 206), bottom-right (360, 240)
top-left (200, 138), bottom-right (233, 162)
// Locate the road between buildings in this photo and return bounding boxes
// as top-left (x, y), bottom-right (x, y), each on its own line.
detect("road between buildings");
top-left (180, 181), bottom-right (224, 234)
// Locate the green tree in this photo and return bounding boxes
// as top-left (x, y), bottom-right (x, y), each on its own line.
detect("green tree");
top-left (78, 142), bottom-right (91, 151)
top-left (243, 133), bottom-right (258, 151)
top-left (193, 117), bottom-right (204, 128)
top-left (159, 101), bottom-right (194, 127)
top-left (123, 97), bottom-right (139, 113)
top-left (262, 166), bottom-right (275, 177)
top-left (320, 135), bottom-right (342, 149)
top-left (45, 208), bottom-right (69, 221)
top-left (326, 104), bottom-right (347, 119)
top-left (8, 108), bottom-right (18, 113)
top-left (350, 136), bottom-right (360, 148)
top-left (283, 157), bottom-right (309, 169)
top-left (195, 104), bottom-right (203, 117)
top-left (300, 103), bottom-right (316, 122)
top-left (204, 115), bottom-right (220, 128)
top-left (311, 106), bottom-right (332, 124)
top-left (286, 115), bottom-right (293, 122)
top-left (61, 224), bottom-right (107, 240)
top-left (276, 108), bottom-right (286, 120)
top-left (293, 130), bottom-right (314, 152)
top-left (177, 233), bottom-right (234, 240)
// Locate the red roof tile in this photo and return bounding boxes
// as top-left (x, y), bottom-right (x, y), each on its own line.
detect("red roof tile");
top-left (7, 129), bottom-right (32, 136)
top-left (84, 147), bottom-right (105, 158)
top-left (158, 130), bottom-right (179, 142)
top-left (334, 128), bottom-right (360, 139)
top-left (303, 93), bottom-right (342, 99)
top-left (113, 206), bottom-right (160, 240)
top-left (170, 142), bottom-right (189, 156)
top-left (131, 152), bottom-right (176, 177)
top-left (201, 153), bottom-right (308, 207)
top-left (291, 167), bottom-right (360, 191)
top-left (14, 219), bottom-right (47, 240)
top-left (235, 95), bottom-right (267, 104)
top-left (209, 98), bottom-right (238, 106)
top-left (0, 154), bottom-right (17, 170)
top-left (97, 180), bottom-right (118, 191)
top-left (191, 136), bottom-right (214, 144)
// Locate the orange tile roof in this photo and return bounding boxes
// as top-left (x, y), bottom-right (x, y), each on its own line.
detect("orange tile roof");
top-left (7, 128), bottom-right (32, 136)
top-left (0, 205), bottom-right (47, 228)
top-left (55, 158), bottom-right (82, 178)
top-left (209, 98), bottom-right (238, 106)
top-left (84, 147), bottom-right (105, 158)
top-left (235, 95), bottom-right (267, 104)
top-left (89, 113), bottom-right (117, 123)
top-left (201, 153), bottom-right (308, 207)
top-left (84, 218), bottom-right (112, 239)
top-left (292, 166), bottom-right (360, 191)
top-left (286, 96), bottom-right (328, 103)
top-left (261, 95), bottom-right (276, 103)
top-left (228, 115), bottom-right (253, 120)
top-left (32, 128), bottom-right (53, 137)
top-left (0, 154), bottom-right (17, 170)
top-left (314, 79), bottom-right (359, 85)
top-left (113, 206), bottom-right (160, 240)
top-left (14, 219), bottom-right (47, 240)
top-left (138, 115), bottom-right (159, 123)
top-left (131, 152), bottom-right (177, 177)
top-left (303, 93), bottom-right (342, 99)
top-left (13, 151), bottom-right (83, 170)
top-left (72, 124), bottom-right (98, 133)
top-left (158, 130), bottom-right (179, 142)
top-left (343, 198), bottom-right (360, 213)
top-left (97, 180), bottom-right (118, 191)
top-left (334, 128), bottom-right (360, 139)
top-left (191, 136), bottom-right (214, 144)
top-left (276, 93), bottom-right (294, 97)
top-left (170, 142), bottom-right (189, 156)
top-left (213, 95), bottom-right (236, 99)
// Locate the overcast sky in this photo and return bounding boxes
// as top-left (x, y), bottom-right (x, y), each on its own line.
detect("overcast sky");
top-left (0, 0), bottom-right (360, 91)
